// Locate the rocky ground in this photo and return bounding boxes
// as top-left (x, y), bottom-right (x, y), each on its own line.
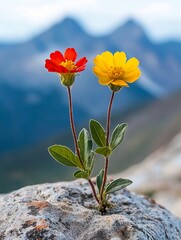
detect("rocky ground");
top-left (0, 180), bottom-right (181, 240)
top-left (115, 131), bottom-right (181, 218)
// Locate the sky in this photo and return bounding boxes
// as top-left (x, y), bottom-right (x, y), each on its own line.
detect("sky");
top-left (0, 0), bottom-right (181, 43)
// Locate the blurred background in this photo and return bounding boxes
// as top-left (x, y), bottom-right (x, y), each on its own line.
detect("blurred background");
top-left (0, 0), bottom-right (181, 216)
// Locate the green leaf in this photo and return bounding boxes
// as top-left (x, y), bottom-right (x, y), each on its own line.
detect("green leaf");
top-left (110, 123), bottom-right (127, 151)
top-left (105, 178), bottom-right (132, 194)
top-left (87, 151), bottom-right (95, 176)
top-left (74, 170), bottom-right (89, 179)
top-left (89, 119), bottom-right (106, 147)
top-left (74, 155), bottom-right (83, 169)
top-left (96, 169), bottom-right (104, 193)
top-left (78, 128), bottom-right (91, 152)
top-left (48, 145), bottom-right (78, 167)
top-left (78, 128), bottom-right (92, 164)
top-left (95, 146), bottom-right (111, 157)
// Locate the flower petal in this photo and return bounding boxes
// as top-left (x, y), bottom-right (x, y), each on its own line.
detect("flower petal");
top-left (93, 55), bottom-right (108, 72)
top-left (124, 69), bottom-right (141, 83)
top-left (98, 78), bottom-right (112, 85)
top-left (101, 51), bottom-right (114, 67)
top-left (92, 66), bottom-right (108, 78)
top-left (74, 67), bottom-right (85, 72)
top-left (50, 51), bottom-right (65, 65)
top-left (113, 52), bottom-right (127, 67)
top-left (111, 79), bottom-right (128, 87)
top-left (124, 57), bottom-right (139, 71)
top-left (45, 59), bottom-right (68, 73)
top-left (76, 57), bottom-right (88, 68)
top-left (64, 48), bottom-right (77, 61)
top-left (45, 60), bottom-right (55, 72)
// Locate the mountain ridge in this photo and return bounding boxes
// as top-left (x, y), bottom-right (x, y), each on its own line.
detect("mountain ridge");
top-left (0, 17), bottom-right (160, 155)
top-left (0, 17), bottom-right (180, 91)
top-left (0, 17), bottom-right (181, 184)
top-left (1, 90), bottom-right (181, 193)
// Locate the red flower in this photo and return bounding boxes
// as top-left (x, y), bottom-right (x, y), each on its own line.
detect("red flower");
top-left (45, 48), bottom-right (88, 74)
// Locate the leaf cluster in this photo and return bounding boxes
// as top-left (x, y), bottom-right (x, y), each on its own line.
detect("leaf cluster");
top-left (49, 128), bottom-right (94, 180)
top-left (90, 119), bottom-right (127, 157)
top-left (48, 119), bottom-right (132, 198)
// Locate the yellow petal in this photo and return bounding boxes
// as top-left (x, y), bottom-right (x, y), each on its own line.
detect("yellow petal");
top-left (124, 69), bottom-right (141, 83)
top-left (111, 79), bottom-right (128, 87)
top-left (113, 52), bottom-right (127, 67)
top-left (101, 51), bottom-right (114, 67)
top-left (92, 66), bottom-right (108, 78)
top-left (94, 55), bottom-right (108, 72)
top-left (124, 68), bottom-right (140, 78)
top-left (124, 58), bottom-right (139, 71)
top-left (98, 78), bottom-right (112, 85)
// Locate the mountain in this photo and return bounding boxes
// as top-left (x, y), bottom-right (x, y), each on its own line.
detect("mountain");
top-left (106, 19), bottom-right (181, 92)
top-left (33, 18), bottom-right (92, 50)
top-left (1, 18), bottom-right (180, 92)
top-left (1, 90), bottom-right (181, 193)
top-left (0, 17), bottom-right (181, 183)
top-left (1, 18), bottom-right (181, 92)
top-left (0, 17), bottom-right (161, 154)
top-left (0, 82), bottom-right (88, 153)
top-left (116, 130), bottom-right (181, 217)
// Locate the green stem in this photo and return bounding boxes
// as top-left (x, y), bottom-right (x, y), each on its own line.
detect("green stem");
top-left (67, 86), bottom-right (99, 204)
top-left (100, 91), bottom-right (115, 201)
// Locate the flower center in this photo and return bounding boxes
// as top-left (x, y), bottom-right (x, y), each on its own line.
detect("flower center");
top-left (61, 60), bottom-right (77, 72)
top-left (108, 67), bottom-right (124, 81)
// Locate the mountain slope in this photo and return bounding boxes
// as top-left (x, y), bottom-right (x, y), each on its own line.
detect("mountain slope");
top-left (1, 90), bottom-right (181, 193)
top-left (117, 130), bottom-right (181, 217)
top-left (0, 18), bottom-right (180, 92)
top-left (0, 17), bottom-right (181, 185)
top-left (0, 18), bottom-right (160, 154)
top-left (107, 20), bottom-right (181, 91)
top-left (0, 82), bottom-right (89, 153)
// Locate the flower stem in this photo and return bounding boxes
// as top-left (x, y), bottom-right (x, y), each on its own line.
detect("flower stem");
top-left (106, 91), bottom-right (115, 145)
top-left (67, 86), bottom-right (99, 204)
top-left (100, 91), bottom-right (115, 201)
top-left (67, 86), bottom-right (83, 166)
top-left (88, 179), bottom-right (100, 203)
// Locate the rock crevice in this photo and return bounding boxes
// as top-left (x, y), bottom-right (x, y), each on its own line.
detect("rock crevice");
top-left (0, 180), bottom-right (180, 240)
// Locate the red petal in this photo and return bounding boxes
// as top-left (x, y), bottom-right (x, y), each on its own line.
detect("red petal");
top-left (45, 59), bottom-right (68, 73)
top-left (50, 51), bottom-right (64, 65)
top-left (76, 57), bottom-right (88, 68)
top-left (45, 60), bottom-right (55, 72)
top-left (74, 65), bottom-right (86, 72)
top-left (64, 48), bottom-right (77, 61)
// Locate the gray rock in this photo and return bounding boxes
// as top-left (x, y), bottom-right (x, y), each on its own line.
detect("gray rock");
top-left (115, 131), bottom-right (181, 217)
top-left (0, 180), bottom-right (180, 240)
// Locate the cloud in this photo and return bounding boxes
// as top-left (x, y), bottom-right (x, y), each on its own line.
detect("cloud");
top-left (0, 0), bottom-right (180, 42)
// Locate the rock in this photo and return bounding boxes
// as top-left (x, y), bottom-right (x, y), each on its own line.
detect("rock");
top-left (0, 180), bottom-right (180, 240)
top-left (115, 131), bottom-right (181, 218)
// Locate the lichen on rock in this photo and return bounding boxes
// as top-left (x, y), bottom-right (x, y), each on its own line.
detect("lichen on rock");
top-left (0, 180), bottom-right (180, 240)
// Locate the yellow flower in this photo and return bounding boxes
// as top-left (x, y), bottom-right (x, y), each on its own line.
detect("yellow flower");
top-left (93, 51), bottom-right (141, 91)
